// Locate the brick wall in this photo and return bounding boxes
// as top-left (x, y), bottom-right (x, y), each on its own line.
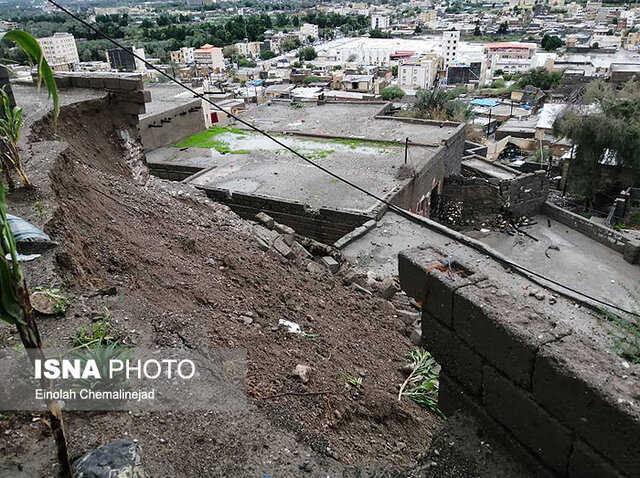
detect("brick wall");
top-left (398, 248), bottom-right (640, 478)
top-left (501, 170), bottom-right (549, 217)
top-left (543, 202), bottom-right (640, 264)
top-left (53, 72), bottom-right (150, 121)
top-left (199, 186), bottom-right (372, 244)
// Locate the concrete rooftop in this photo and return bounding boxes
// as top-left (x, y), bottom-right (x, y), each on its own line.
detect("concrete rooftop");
top-left (344, 211), bottom-right (639, 317)
top-left (236, 102), bottom-right (460, 146)
top-left (148, 130), bottom-right (438, 213)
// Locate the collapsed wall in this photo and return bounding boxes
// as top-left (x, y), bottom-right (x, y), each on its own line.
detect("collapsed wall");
top-left (398, 248), bottom-right (639, 478)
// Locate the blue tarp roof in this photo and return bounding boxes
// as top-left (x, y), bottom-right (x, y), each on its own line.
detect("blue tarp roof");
top-left (470, 99), bottom-right (501, 107)
top-left (247, 79), bottom-right (264, 86)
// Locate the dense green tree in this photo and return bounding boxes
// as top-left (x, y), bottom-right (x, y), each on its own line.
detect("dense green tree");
top-left (259, 50), bottom-right (277, 60)
top-left (516, 69), bottom-right (562, 90)
top-left (554, 87), bottom-right (640, 200)
top-left (541, 33), bottom-right (563, 51)
top-left (381, 85), bottom-right (406, 101)
top-left (297, 46), bottom-right (317, 61)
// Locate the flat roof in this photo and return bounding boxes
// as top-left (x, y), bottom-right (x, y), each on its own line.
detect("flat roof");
top-left (147, 102), bottom-right (462, 214)
top-left (149, 130), bottom-right (438, 214)
top-left (236, 101), bottom-right (460, 145)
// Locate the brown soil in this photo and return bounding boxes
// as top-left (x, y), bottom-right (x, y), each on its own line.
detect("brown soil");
top-left (0, 96), bottom-right (441, 476)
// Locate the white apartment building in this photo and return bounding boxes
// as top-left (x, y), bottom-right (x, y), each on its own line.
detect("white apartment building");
top-left (300, 23), bottom-right (319, 39)
top-left (398, 57), bottom-right (438, 90)
top-left (442, 30), bottom-right (460, 70)
top-left (371, 13), bottom-right (390, 30)
top-left (194, 44), bottom-right (225, 70)
top-left (38, 32), bottom-right (79, 66)
top-left (170, 47), bottom-right (195, 65)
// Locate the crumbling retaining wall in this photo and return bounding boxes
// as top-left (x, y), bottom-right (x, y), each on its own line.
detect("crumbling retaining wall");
top-left (501, 170), bottom-right (549, 217)
top-left (139, 99), bottom-right (205, 151)
top-left (198, 187), bottom-right (372, 244)
top-left (398, 248), bottom-right (640, 478)
top-left (543, 202), bottom-right (640, 264)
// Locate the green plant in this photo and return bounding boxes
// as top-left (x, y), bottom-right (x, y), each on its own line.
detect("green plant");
top-left (69, 343), bottom-right (131, 392)
top-left (600, 288), bottom-right (640, 364)
top-left (35, 287), bottom-right (69, 314)
top-left (0, 181), bottom-right (70, 475)
top-left (72, 307), bottom-right (117, 349)
top-left (0, 87), bottom-right (30, 189)
top-left (399, 348), bottom-right (444, 417)
top-left (338, 372), bottom-right (363, 387)
top-left (1, 30), bottom-right (58, 118)
top-left (381, 85), bottom-right (406, 101)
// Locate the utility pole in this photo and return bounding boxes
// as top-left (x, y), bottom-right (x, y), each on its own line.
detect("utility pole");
top-left (487, 108), bottom-right (492, 135)
top-left (404, 137), bottom-right (409, 164)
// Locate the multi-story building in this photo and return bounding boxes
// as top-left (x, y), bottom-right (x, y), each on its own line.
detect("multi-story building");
top-left (300, 23), bottom-right (319, 39)
top-left (398, 57), bottom-right (439, 90)
top-left (418, 10), bottom-right (437, 24)
top-left (483, 42), bottom-right (537, 80)
top-left (235, 41), bottom-right (261, 57)
top-left (442, 29), bottom-right (460, 70)
top-left (371, 13), bottom-right (390, 30)
top-left (194, 44), bottom-right (225, 70)
top-left (38, 33), bottom-right (80, 67)
top-left (106, 46), bottom-right (146, 72)
top-left (170, 47), bottom-right (195, 65)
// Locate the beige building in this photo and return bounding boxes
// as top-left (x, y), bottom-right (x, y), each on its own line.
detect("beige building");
top-left (38, 32), bottom-right (79, 66)
top-left (194, 44), bottom-right (225, 70)
top-left (398, 57), bottom-right (439, 90)
top-left (170, 47), bottom-right (195, 65)
top-left (235, 41), bottom-right (261, 57)
top-left (418, 10), bottom-right (437, 23)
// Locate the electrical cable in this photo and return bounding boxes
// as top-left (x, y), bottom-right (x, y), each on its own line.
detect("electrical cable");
top-left (43, 0), bottom-right (640, 320)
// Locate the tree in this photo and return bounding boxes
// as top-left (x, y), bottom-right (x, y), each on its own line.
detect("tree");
top-left (516, 69), bottom-right (562, 90)
top-left (370, 28), bottom-right (391, 38)
top-left (414, 25), bottom-right (422, 35)
top-left (381, 85), bottom-right (406, 101)
top-left (554, 91), bottom-right (640, 201)
top-left (281, 37), bottom-right (301, 52)
top-left (297, 46), bottom-right (317, 61)
top-left (223, 45), bottom-right (238, 58)
top-left (541, 34), bottom-right (563, 51)
top-left (303, 75), bottom-right (322, 84)
top-left (260, 50), bottom-right (277, 60)
top-left (141, 19), bottom-right (155, 28)
top-left (497, 21), bottom-right (508, 34)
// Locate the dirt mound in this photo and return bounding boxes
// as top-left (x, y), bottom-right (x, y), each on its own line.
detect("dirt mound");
top-left (0, 96), bottom-right (441, 476)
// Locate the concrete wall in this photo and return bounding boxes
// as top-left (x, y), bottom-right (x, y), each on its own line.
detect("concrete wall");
top-left (398, 249), bottom-right (640, 478)
top-left (543, 202), bottom-right (640, 264)
top-left (139, 99), bottom-right (205, 152)
top-left (199, 187), bottom-right (372, 245)
top-left (390, 124), bottom-right (466, 215)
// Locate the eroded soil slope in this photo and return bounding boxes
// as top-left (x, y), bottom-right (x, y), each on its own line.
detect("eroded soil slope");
top-left (0, 96), bottom-right (440, 477)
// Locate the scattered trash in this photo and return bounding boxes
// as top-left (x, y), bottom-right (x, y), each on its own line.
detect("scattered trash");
top-left (278, 319), bottom-right (301, 334)
top-left (544, 244), bottom-right (560, 259)
top-left (4, 253), bottom-right (41, 262)
top-left (6, 214), bottom-right (56, 253)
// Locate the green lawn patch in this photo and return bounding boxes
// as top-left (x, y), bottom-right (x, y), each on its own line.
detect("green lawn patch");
top-left (332, 138), bottom-right (395, 149)
top-left (173, 126), bottom-right (246, 151)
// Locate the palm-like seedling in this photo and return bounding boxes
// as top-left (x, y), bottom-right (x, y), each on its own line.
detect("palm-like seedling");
top-left (0, 30), bottom-right (68, 475)
top-left (0, 183), bottom-right (71, 476)
top-left (0, 88), bottom-right (29, 188)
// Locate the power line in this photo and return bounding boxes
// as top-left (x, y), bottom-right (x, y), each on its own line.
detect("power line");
top-left (43, 0), bottom-right (640, 320)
